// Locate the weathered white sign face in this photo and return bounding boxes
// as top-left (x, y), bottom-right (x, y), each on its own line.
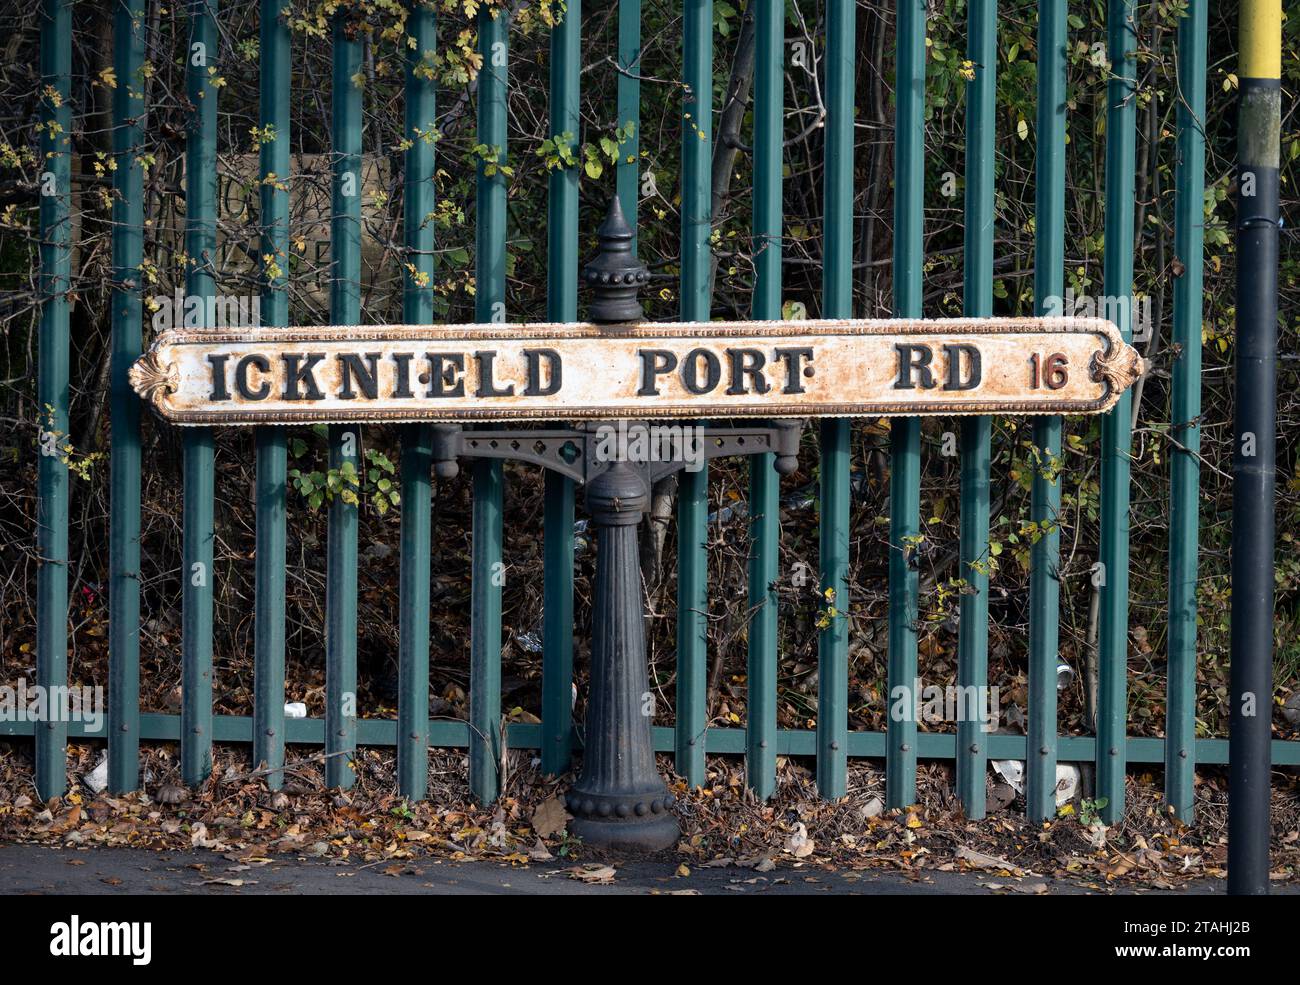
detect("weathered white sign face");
top-left (129, 317), bottom-right (1143, 425)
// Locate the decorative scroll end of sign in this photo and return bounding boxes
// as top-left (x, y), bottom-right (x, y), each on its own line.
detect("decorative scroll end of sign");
top-left (128, 349), bottom-right (178, 412)
top-left (1089, 338), bottom-right (1146, 401)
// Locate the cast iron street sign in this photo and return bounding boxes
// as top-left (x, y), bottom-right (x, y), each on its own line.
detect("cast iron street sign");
top-left (130, 316), bottom-right (1142, 424)
top-left (127, 199), bottom-right (1147, 854)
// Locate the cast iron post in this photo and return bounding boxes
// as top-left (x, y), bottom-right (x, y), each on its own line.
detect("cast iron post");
top-left (565, 197), bottom-right (679, 851)
top-left (425, 199), bottom-right (800, 846)
top-left (567, 458), bottom-right (679, 850)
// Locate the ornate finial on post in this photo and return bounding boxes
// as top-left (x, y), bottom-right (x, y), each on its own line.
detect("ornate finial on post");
top-left (583, 197), bottom-right (650, 324)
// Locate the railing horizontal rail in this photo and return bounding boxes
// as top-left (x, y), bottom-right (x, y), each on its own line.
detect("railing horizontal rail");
top-left (6, 717), bottom-right (1297, 769)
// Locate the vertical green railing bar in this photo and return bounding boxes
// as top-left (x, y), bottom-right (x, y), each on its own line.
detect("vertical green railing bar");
top-left (954, 0), bottom-right (995, 820)
top-left (181, 0), bottom-right (218, 789)
top-left (107, 0), bottom-right (146, 793)
top-left (470, 463), bottom-right (504, 800)
top-left (397, 3), bottom-right (437, 801)
top-left (469, 6), bottom-right (508, 804)
top-left (744, 0), bottom-right (782, 800)
top-left (816, 0), bottom-right (853, 800)
top-left (253, 0), bottom-right (290, 789)
top-left (617, 0), bottom-right (641, 254)
top-left (325, 12), bottom-right (362, 790)
top-left (1097, 0), bottom-right (1137, 824)
top-left (540, 0), bottom-right (579, 776)
top-left (1164, 0), bottom-right (1207, 823)
top-left (397, 427), bottom-right (432, 799)
top-left (1025, 0), bottom-right (1066, 822)
top-left (541, 471), bottom-right (575, 772)
top-left (676, 0), bottom-right (712, 787)
top-left (887, 0), bottom-right (926, 809)
top-left (35, 0), bottom-right (72, 801)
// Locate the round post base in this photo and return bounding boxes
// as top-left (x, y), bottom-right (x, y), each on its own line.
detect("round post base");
top-left (567, 810), bottom-right (679, 854)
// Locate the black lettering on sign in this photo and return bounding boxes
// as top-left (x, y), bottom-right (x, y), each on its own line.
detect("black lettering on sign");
top-left (894, 344), bottom-right (935, 389)
top-left (426, 352), bottom-right (465, 398)
top-left (391, 353), bottom-right (415, 398)
top-left (473, 351), bottom-right (515, 398)
top-left (638, 349), bottom-right (677, 396)
top-left (523, 348), bottom-right (562, 396)
top-left (941, 344), bottom-right (981, 391)
top-left (773, 347), bottom-right (814, 394)
top-left (337, 352), bottom-right (380, 400)
top-left (236, 354), bottom-right (271, 401)
top-left (282, 352), bottom-right (326, 401)
top-left (725, 348), bottom-right (770, 395)
top-left (207, 353), bottom-right (231, 401)
top-left (681, 348), bottom-right (721, 395)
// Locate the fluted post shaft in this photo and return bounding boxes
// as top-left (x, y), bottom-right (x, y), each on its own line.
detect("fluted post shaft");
top-left (566, 460), bottom-right (678, 851)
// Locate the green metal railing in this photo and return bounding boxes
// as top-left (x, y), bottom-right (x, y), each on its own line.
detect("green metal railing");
top-left (106, 0), bottom-right (146, 795)
top-left (1166, 0), bottom-right (1209, 826)
top-left (181, 0), bottom-right (220, 791)
top-left (540, 0), bottom-right (581, 779)
top-left (746, 0), bottom-right (782, 800)
top-left (27, 0), bottom-right (1287, 823)
top-left (956, 0), bottom-right (994, 820)
top-left (887, 0), bottom-right (925, 809)
top-left (676, 0), bottom-right (712, 787)
top-left (1026, 0), bottom-right (1066, 823)
top-left (326, 7), bottom-right (363, 792)
top-left (1097, 0), bottom-right (1139, 825)
top-left (35, 0), bottom-right (73, 800)
top-left (252, 0), bottom-right (292, 792)
top-left (398, 0), bottom-right (438, 800)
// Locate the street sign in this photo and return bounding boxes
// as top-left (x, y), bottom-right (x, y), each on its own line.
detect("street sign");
top-left (129, 316), bottom-right (1143, 426)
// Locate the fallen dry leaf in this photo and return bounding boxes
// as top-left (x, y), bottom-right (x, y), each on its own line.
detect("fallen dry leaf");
top-left (532, 795), bottom-right (571, 839)
top-left (568, 864), bottom-right (616, 885)
top-left (955, 845), bottom-right (1025, 877)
